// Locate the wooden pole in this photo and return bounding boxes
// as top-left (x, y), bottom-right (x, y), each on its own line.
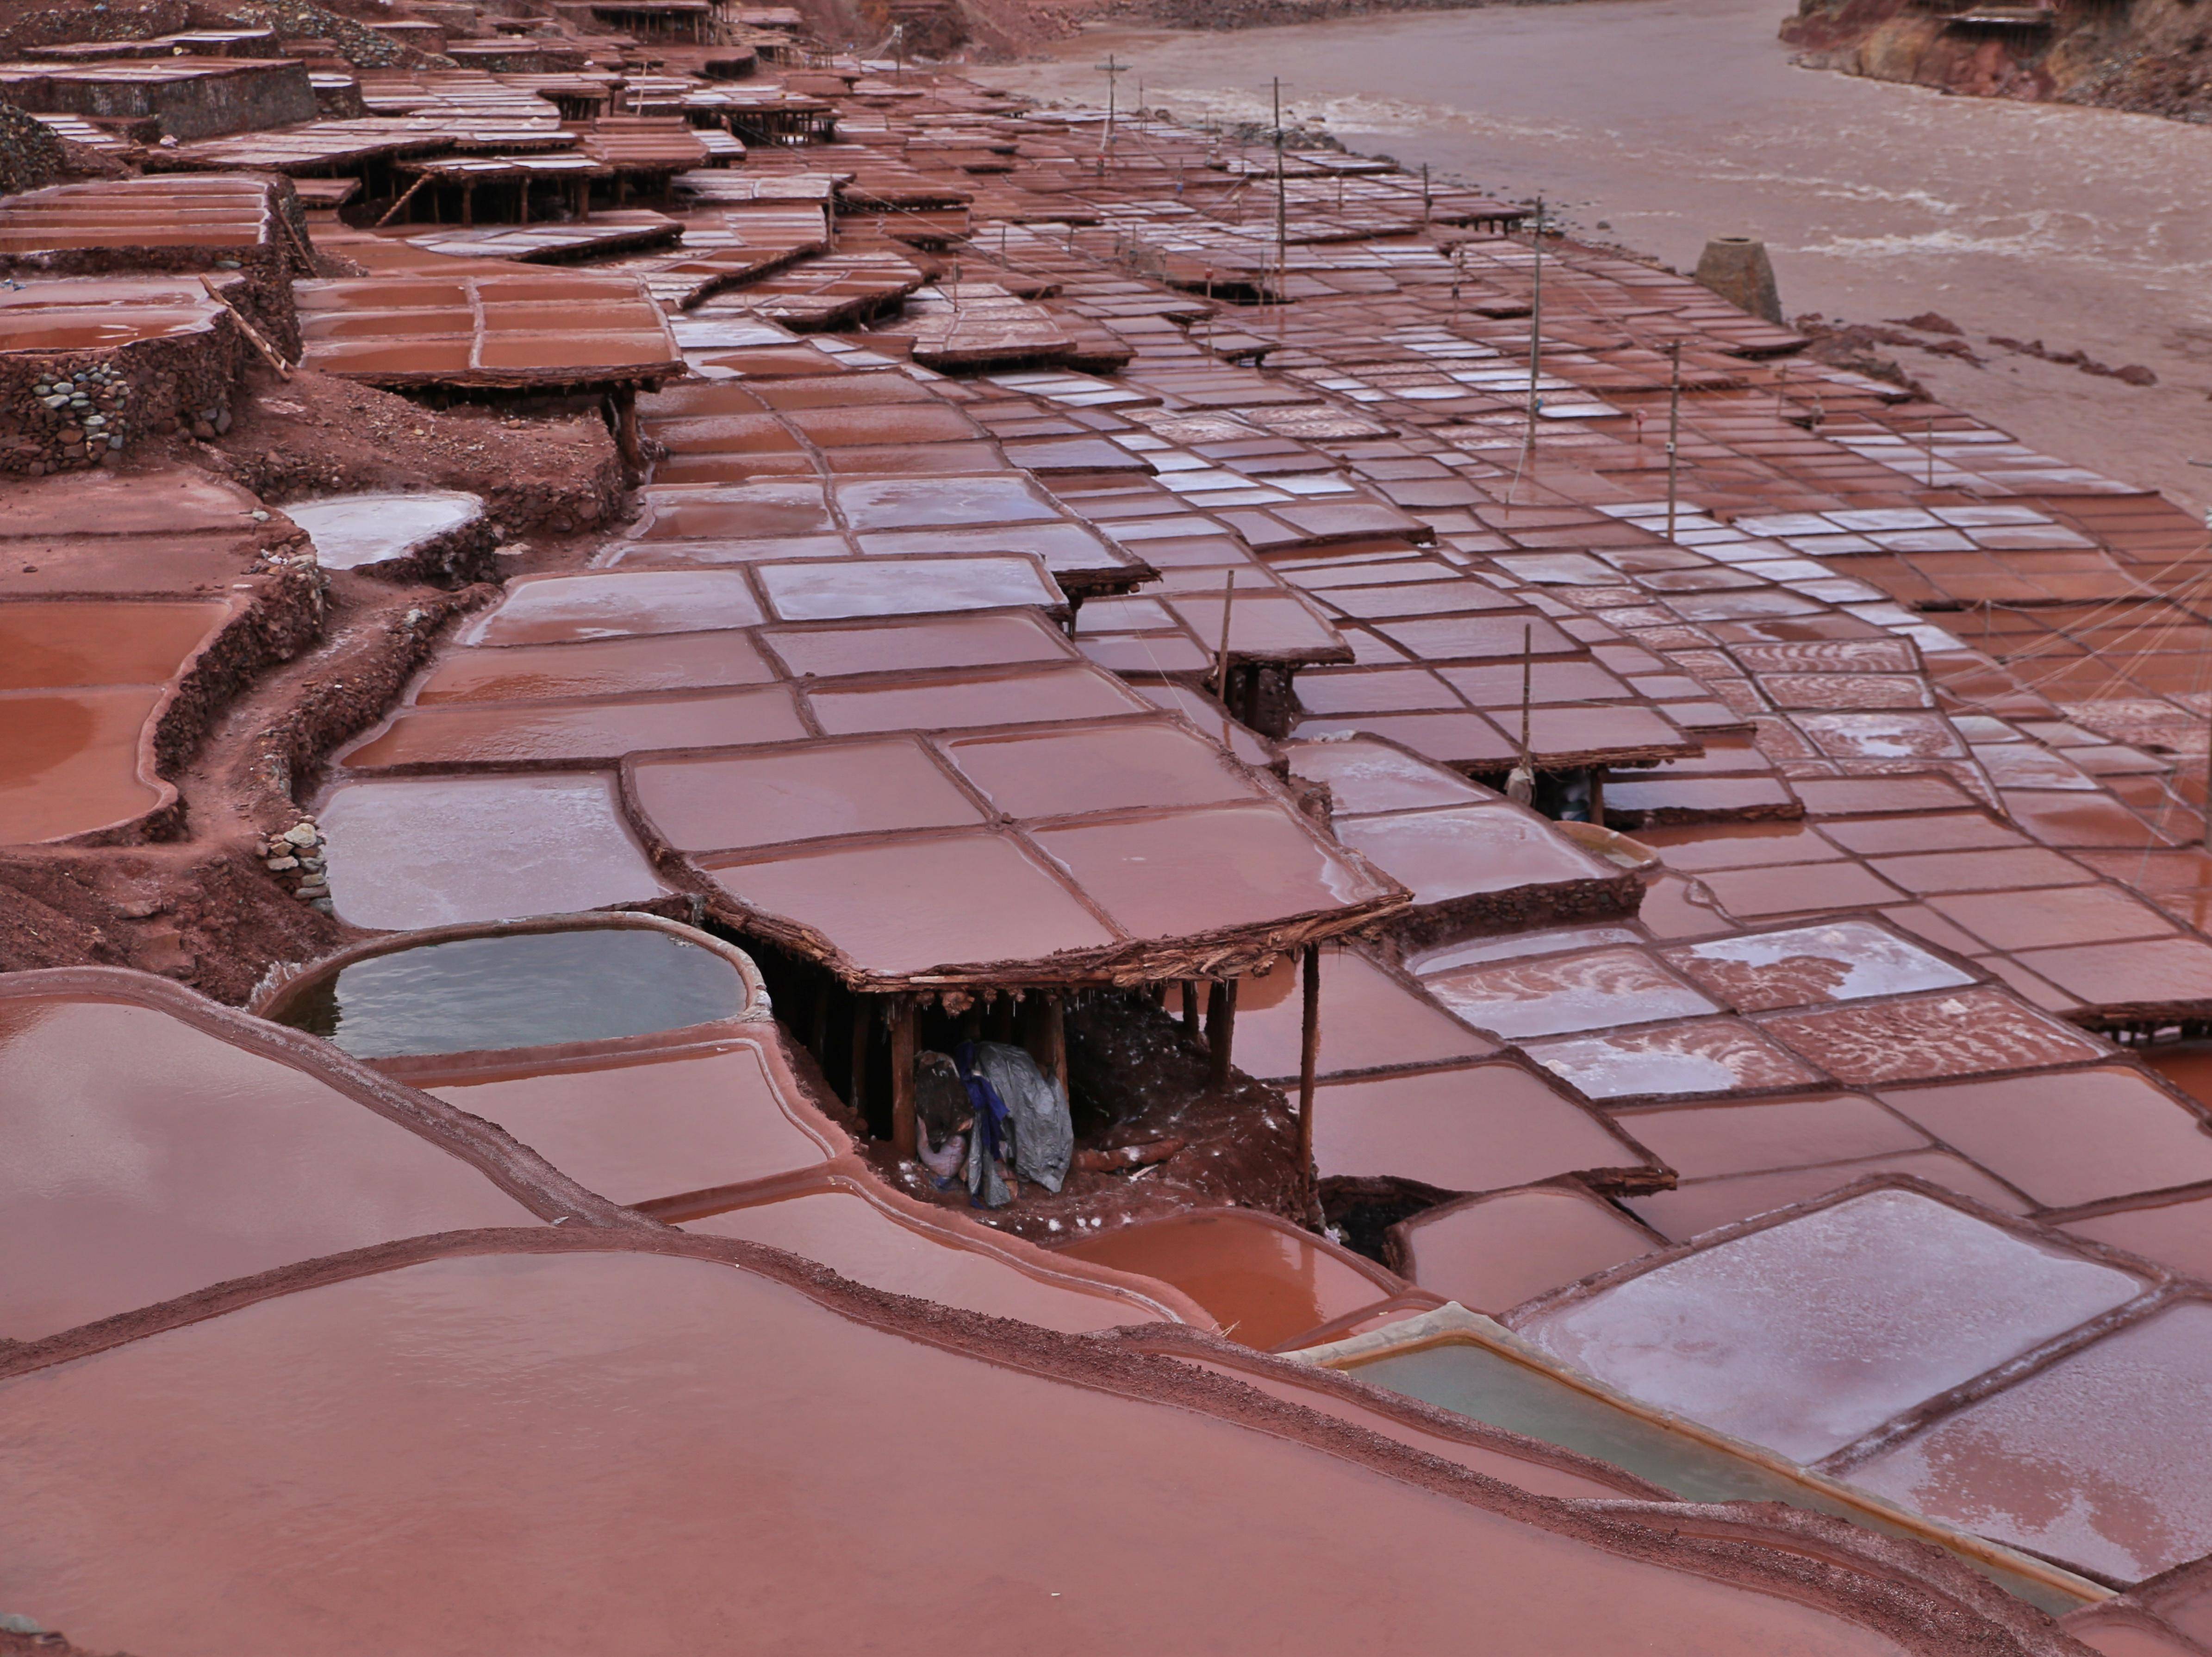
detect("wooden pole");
top-left (1206, 978), bottom-right (1238, 1092)
top-left (1664, 340), bottom-right (1683, 544)
top-left (1525, 195), bottom-right (1543, 453)
top-left (1296, 944), bottom-right (1321, 1179)
top-left (1024, 992), bottom-right (1068, 1094)
top-left (373, 171), bottom-right (431, 228)
top-left (1211, 569), bottom-right (1236, 700)
top-left (199, 276), bottom-right (292, 379)
top-left (1519, 620), bottom-right (1533, 769)
top-left (1180, 980), bottom-right (1202, 1037)
top-left (1272, 76), bottom-right (1287, 299)
top-left (612, 386), bottom-right (645, 471)
top-left (847, 996), bottom-right (868, 1113)
top-left (890, 995), bottom-right (917, 1159)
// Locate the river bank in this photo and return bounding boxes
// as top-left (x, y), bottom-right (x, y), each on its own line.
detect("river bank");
top-left (988, 0), bottom-right (2212, 517)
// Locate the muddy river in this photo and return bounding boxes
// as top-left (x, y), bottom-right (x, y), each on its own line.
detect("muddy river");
top-left (990, 0), bottom-right (2212, 513)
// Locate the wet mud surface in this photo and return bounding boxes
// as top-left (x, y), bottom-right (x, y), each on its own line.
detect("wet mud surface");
top-left (865, 992), bottom-right (1313, 1244)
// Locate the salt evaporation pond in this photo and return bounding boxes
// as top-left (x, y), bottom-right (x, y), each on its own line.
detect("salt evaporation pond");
top-left (274, 927), bottom-right (747, 1058)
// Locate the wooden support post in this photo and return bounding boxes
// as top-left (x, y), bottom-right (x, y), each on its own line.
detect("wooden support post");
top-left (461, 180), bottom-right (474, 227)
top-left (1206, 978), bottom-right (1238, 1092)
top-left (1296, 945), bottom-right (1321, 1179)
top-left (1023, 992), bottom-right (1068, 1094)
top-left (1211, 569), bottom-right (1236, 700)
top-left (1180, 980), bottom-right (1202, 1038)
top-left (890, 995), bottom-right (918, 1160)
top-left (847, 996), bottom-right (868, 1114)
top-left (611, 386), bottom-right (645, 471)
top-left (807, 973), bottom-right (829, 1059)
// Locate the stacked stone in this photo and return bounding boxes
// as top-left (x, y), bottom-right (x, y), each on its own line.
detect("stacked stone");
top-left (258, 818), bottom-right (332, 914)
top-left (24, 363), bottom-right (129, 473)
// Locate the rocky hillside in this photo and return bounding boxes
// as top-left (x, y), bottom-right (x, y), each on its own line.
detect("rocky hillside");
top-left (1782, 0), bottom-right (2212, 120)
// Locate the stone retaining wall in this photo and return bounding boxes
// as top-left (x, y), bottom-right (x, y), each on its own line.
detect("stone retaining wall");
top-left (0, 309), bottom-right (252, 475)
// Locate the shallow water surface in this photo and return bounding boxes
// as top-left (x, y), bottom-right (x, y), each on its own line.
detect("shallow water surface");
top-left (281, 929), bottom-right (746, 1058)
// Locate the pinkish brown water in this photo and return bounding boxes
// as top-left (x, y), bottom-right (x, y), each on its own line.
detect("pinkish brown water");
top-left (998, 0), bottom-right (2212, 515)
top-left (680, 1172), bottom-right (1179, 1332)
top-left (1059, 1209), bottom-right (1396, 1346)
top-left (0, 994), bottom-right (533, 1340)
top-left (0, 1244), bottom-right (1943, 1657)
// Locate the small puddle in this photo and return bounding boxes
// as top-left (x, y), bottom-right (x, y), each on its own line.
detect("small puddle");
top-left (274, 928), bottom-right (747, 1059)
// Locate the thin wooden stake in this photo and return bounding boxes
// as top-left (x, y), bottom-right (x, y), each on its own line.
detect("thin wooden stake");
top-left (1272, 76), bottom-right (1287, 300)
top-left (1212, 569), bottom-right (1237, 701)
top-left (374, 171), bottom-right (431, 227)
top-left (1519, 621), bottom-right (1533, 765)
top-left (1296, 944), bottom-right (1321, 1182)
top-left (1525, 194), bottom-right (1544, 452)
top-left (1664, 340), bottom-right (1683, 543)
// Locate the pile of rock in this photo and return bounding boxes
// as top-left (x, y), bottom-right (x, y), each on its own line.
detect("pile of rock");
top-left (25, 364), bottom-right (130, 469)
top-left (257, 818), bottom-right (331, 913)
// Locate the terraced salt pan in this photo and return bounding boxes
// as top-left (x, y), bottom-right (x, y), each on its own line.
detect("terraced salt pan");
top-left (425, 1041), bottom-right (840, 1208)
top-left (1056, 1208), bottom-right (1399, 1348)
top-left (1518, 1189), bottom-right (2147, 1463)
top-left (0, 599), bottom-right (227, 843)
top-left (1661, 923), bottom-right (1976, 1012)
top-left (318, 773), bottom-right (667, 931)
top-left (284, 490), bottom-right (483, 571)
top-left (0, 987), bottom-right (533, 1341)
top-left (1851, 1302), bottom-right (2212, 1584)
top-left (274, 927), bottom-right (748, 1059)
top-left (0, 1243), bottom-right (1951, 1657)
top-left (680, 1168), bottom-right (1184, 1333)
top-left (1395, 1185), bottom-right (1664, 1313)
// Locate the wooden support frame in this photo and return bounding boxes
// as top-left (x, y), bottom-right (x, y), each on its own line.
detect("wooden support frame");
top-left (1296, 944), bottom-right (1321, 1180)
top-left (1180, 979), bottom-right (1201, 1038)
top-left (890, 994), bottom-right (917, 1159)
top-left (610, 386), bottom-right (645, 471)
top-left (1205, 977), bottom-right (1238, 1092)
top-left (374, 171), bottom-right (430, 228)
top-left (847, 995), bottom-right (868, 1113)
top-left (806, 972), bottom-right (829, 1059)
top-left (1022, 991), bottom-right (1068, 1094)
